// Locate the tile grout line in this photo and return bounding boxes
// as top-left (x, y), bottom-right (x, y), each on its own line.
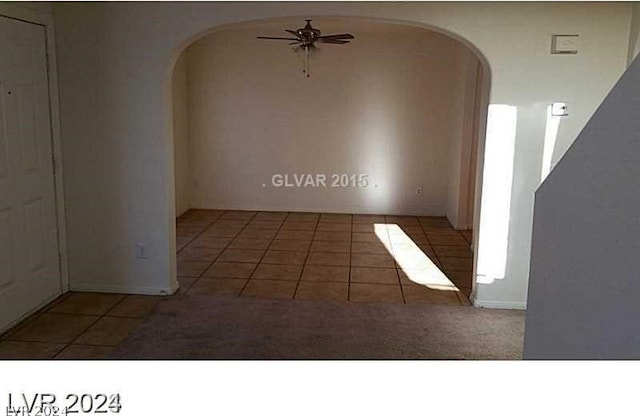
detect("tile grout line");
top-left (186, 210), bottom-right (259, 292)
top-left (400, 224), bottom-right (412, 305)
top-left (51, 295), bottom-right (126, 359)
top-left (177, 209), bottom-right (229, 288)
top-left (103, 294), bottom-right (131, 317)
top-left (456, 227), bottom-right (474, 305)
top-left (385, 216), bottom-right (407, 304)
top-left (2, 339), bottom-right (70, 346)
top-left (419, 221), bottom-right (466, 306)
top-left (176, 210), bottom-right (233, 295)
top-left (57, 342), bottom-right (119, 348)
top-left (191, 210), bottom-right (261, 295)
top-left (185, 210), bottom-right (466, 304)
top-left (0, 289), bottom-right (80, 339)
top-left (238, 212), bottom-right (290, 297)
top-left (447, 222), bottom-right (474, 303)
top-left (292, 213), bottom-right (322, 300)
top-left (176, 209), bottom-right (225, 255)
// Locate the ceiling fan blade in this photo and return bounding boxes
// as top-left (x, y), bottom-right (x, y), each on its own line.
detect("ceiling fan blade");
top-left (289, 41), bottom-right (302, 45)
top-left (317, 33), bottom-right (355, 40)
top-left (316, 38), bottom-right (350, 44)
top-left (257, 36), bottom-right (300, 41)
top-left (285, 29), bottom-right (299, 37)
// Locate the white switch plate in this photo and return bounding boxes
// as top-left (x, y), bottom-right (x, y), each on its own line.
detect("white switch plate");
top-left (551, 102), bottom-right (569, 116)
top-left (551, 34), bottom-right (579, 54)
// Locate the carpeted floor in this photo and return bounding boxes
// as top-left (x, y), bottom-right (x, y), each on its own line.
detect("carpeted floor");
top-left (112, 295), bottom-right (525, 359)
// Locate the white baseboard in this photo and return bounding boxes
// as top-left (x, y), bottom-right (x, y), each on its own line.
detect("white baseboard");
top-left (472, 297), bottom-right (527, 310)
top-left (189, 205), bottom-right (446, 218)
top-left (70, 283), bottom-right (178, 296)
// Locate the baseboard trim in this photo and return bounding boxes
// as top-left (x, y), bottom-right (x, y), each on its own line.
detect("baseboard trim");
top-left (70, 283), bottom-right (178, 296)
top-left (470, 292), bottom-right (527, 310)
top-left (472, 298), bottom-right (527, 310)
top-left (188, 205), bottom-right (446, 218)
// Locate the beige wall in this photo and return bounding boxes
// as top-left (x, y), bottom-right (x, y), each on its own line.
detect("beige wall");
top-left (180, 20), bottom-right (478, 217)
top-left (172, 53), bottom-right (190, 217)
top-left (52, 2), bottom-right (631, 305)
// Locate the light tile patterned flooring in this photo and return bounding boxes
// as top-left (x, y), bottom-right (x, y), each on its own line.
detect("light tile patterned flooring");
top-left (0, 209), bottom-right (474, 359)
top-left (176, 210), bottom-right (473, 305)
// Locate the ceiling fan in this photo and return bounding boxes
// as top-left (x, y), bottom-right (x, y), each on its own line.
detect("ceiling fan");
top-left (257, 20), bottom-right (355, 77)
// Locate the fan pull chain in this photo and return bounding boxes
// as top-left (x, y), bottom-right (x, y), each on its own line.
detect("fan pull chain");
top-left (301, 47), bottom-right (310, 78)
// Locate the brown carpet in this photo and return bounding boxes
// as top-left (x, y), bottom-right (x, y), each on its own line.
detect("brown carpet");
top-left (112, 295), bottom-right (525, 359)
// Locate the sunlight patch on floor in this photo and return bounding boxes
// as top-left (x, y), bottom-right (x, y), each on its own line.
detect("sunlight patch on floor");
top-left (374, 223), bottom-right (458, 291)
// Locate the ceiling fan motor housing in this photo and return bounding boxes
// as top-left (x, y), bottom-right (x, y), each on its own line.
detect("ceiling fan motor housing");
top-left (298, 19), bottom-right (321, 47)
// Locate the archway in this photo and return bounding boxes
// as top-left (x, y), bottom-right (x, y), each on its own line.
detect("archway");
top-left (167, 16), bottom-right (491, 304)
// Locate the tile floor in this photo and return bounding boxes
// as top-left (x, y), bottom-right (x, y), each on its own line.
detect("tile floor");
top-left (176, 209), bottom-right (473, 305)
top-left (0, 209), bottom-right (474, 359)
top-left (0, 292), bottom-right (161, 359)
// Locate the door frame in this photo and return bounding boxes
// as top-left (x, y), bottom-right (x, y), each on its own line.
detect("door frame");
top-left (464, 62), bottom-right (485, 234)
top-left (0, 5), bottom-right (69, 297)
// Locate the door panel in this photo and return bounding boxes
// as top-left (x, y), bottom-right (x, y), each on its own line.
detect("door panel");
top-left (17, 85), bottom-right (40, 173)
top-left (24, 197), bottom-right (46, 271)
top-left (0, 16), bottom-right (61, 332)
top-left (0, 84), bottom-right (7, 179)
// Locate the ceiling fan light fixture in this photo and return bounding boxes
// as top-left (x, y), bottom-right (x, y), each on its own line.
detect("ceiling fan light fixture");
top-left (257, 19), bottom-right (355, 78)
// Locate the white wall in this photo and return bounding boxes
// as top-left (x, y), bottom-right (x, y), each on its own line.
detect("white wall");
top-left (524, 54), bottom-right (640, 359)
top-left (53, 2), bottom-right (631, 304)
top-left (182, 20), bottom-right (476, 216)
top-left (172, 52), bottom-right (190, 217)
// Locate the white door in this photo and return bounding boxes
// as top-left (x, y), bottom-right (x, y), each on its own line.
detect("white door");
top-left (0, 16), bottom-right (61, 332)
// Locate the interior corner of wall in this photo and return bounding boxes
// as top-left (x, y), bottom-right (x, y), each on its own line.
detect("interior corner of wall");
top-left (446, 205), bottom-right (462, 230)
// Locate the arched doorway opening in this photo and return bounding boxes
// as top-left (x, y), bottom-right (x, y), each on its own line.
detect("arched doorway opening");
top-left (168, 16), bottom-right (491, 305)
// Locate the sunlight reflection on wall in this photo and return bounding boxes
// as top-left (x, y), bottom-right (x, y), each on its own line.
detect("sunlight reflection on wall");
top-left (476, 104), bottom-right (518, 285)
top-left (540, 105), bottom-right (561, 183)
